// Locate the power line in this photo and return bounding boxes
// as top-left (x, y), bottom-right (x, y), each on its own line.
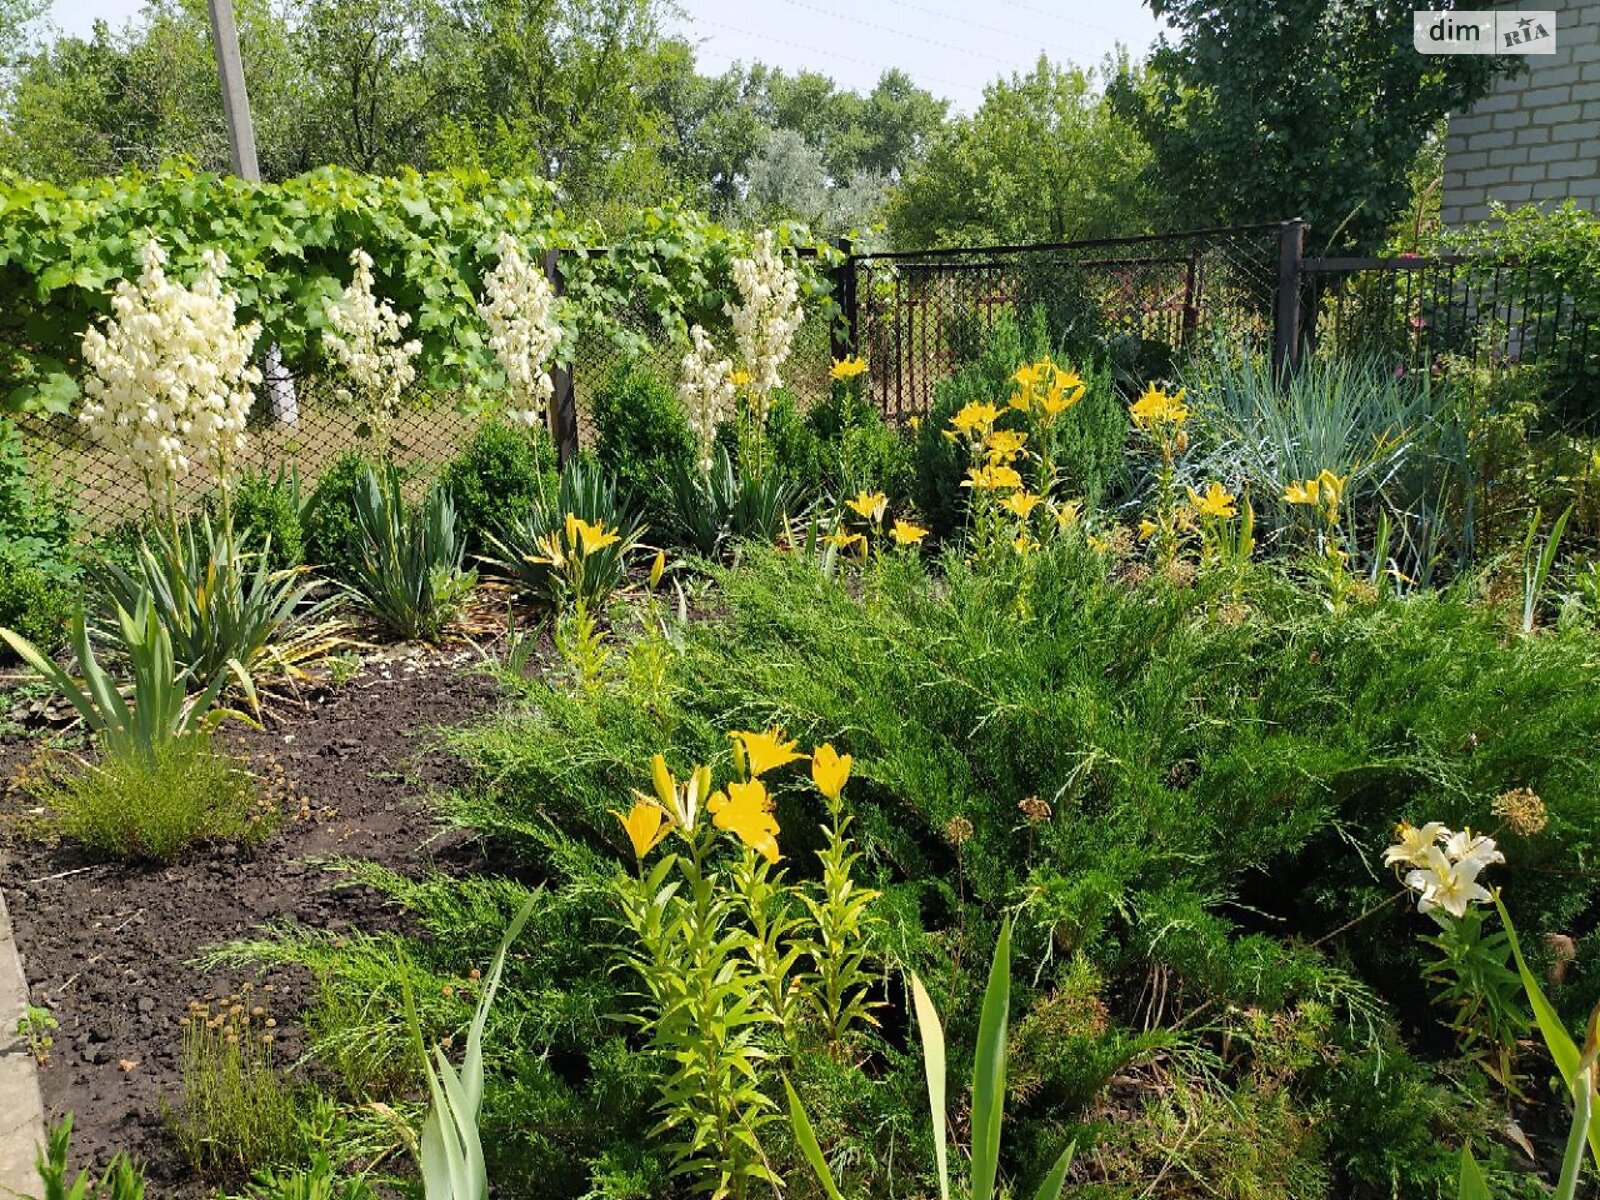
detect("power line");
top-left (766, 0), bottom-right (1020, 68)
top-left (687, 16), bottom-right (987, 99)
top-left (986, 0), bottom-right (1139, 42)
top-left (879, 0), bottom-right (1090, 58)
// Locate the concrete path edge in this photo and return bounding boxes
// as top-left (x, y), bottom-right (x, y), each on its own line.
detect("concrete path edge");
top-left (0, 884), bottom-right (44, 1199)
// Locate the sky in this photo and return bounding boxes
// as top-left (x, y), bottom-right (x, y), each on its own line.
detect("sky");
top-left (42, 0), bottom-right (1166, 112)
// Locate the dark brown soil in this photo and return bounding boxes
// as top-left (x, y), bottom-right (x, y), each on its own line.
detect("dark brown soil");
top-left (0, 644), bottom-right (506, 1195)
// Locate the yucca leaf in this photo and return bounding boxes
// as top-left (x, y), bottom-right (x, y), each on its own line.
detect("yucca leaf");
top-left (1457, 1146), bottom-right (1491, 1200)
top-left (909, 971), bottom-right (949, 1200)
top-left (1029, 1144), bottom-right (1076, 1200)
top-left (1495, 895), bottom-right (1600, 1170)
top-left (971, 916), bottom-right (1012, 1200)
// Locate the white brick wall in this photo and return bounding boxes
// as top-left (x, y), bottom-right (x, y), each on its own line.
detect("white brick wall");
top-left (1441, 0), bottom-right (1600, 225)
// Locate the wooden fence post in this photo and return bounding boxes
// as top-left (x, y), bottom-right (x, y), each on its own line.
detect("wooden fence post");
top-left (1273, 218), bottom-right (1307, 383)
top-left (830, 236), bottom-right (857, 363)
top-left (544, 248), bottom-right (579, 467)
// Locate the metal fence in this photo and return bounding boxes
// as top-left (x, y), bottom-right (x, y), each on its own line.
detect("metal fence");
top-left (842, 225), bottom-right (1285, 420)
top-left (834, 219), bottom-right (1600, 422)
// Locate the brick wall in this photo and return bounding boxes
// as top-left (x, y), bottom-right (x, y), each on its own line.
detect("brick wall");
top-left (1440, 0), bottom-right (1600, 225)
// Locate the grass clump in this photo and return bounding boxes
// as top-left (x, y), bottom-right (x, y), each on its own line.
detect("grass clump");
top-left (171, 987), bottom-right (300, 1176)
top-left (32, 734), bottom-right (270, 863)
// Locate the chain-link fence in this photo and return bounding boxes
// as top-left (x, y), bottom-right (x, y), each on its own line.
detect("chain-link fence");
top-left (846, 225), bottom-right (1285, 420)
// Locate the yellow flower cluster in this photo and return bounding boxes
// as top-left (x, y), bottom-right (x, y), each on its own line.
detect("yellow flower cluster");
top-left (611, 729), bottom-right (854, 865)
top-left (829, 354), bottom-right (868, 381)
top-left (1128, 383), bottom-right (1189, 431)
top-left (532, 512), bottom-right (622, 572)
top-left (1283, 469), bottom-right (1347, 516)
top-left (1009, 357), bottom-right (1085, 421)
top-left (829, 489), bottom-right (927, 556)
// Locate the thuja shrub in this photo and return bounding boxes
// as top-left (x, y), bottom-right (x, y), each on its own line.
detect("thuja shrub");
top-left (591, 361), bottom-right (693, 527)
top-left (440, 419), bottom-right (558, 554)
top-left (301, 450), bottom-right (375, 573)
top-left (30, 734), bottom-right (270, 863)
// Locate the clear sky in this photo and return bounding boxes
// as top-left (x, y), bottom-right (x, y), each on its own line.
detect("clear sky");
top-left (42, 0), bottom-right (1166, 112)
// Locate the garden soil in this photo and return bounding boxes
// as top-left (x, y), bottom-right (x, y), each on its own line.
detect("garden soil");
top-left (0, 646), bottom-right (504, 1196)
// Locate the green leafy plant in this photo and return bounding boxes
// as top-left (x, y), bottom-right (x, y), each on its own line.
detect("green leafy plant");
top-left (301, 451), bottom-right (377, 574)
top-left (592, 362), bottom-right (695, 527)
top-left (1520, 504), bottom-right (1572, 633)
top-left (230, 466), bottom-right (308, 572)
top-left (1, 602), bottom-right (239, 762)
top-left (0, 541), bottom-right (76, 660)
top-left (404, 894), bottom-right (539, 1200)
top-left (30, 731), bottom-right (268, 862)
top-left (482, 460), bottom-right (645, 609)
top-left (88, 511), bottom-right (338, 701)
top-left (228, 1154), bottom-right (378, 1200)
top-left (343, 464), bottom-right (476, 643)
top-left (17, 1004), bottom-right (58, 1065)
top-left (787, 917), bottom-right (1076, 1200)
top-left (34, 1116), bottom-right (147, 1200)
top-left (663, 447), bottom-right (799, 557)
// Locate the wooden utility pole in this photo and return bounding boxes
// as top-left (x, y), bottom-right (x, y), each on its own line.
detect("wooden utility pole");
top-left (205, 0), bottom-right (297, 423)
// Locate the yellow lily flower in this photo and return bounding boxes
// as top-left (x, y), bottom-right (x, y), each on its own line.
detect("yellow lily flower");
top-left (730, 368), bottom-right (752, 388)
top-left (1317, 469), bottom-right (1348, 508)
top-left (1282, 478), bottom-right (1320, 506)
top-left (1055, 499), bottom-right (1083, 530)
top-left (984, 429), bottom-right (1028, 462)
top-left (708, 778), bottom-right (781, 863)
top-left (846, 490), bottom-right (889, 523)
top-left (1011, 362), bottom-right (1043, 390)
top-left (829, 355), bottom-right (868, 380)
top-left (1128, 383), bottom-right (1189, 430)
top-left (963, 464), bottom-right (1023, 491)
top-left (890, 519), bottom-right (928, 546)
top-left (949, 401), bottom-right (1001, 437)
top-left (648, 549), bottom-right (666, 590)
top-left (1000, 491), bottom-right (1043, 519)
top-left (610, 799), bottom-right (670, 859)
top-left (566, 513), bottom-right (620, 556)
top-left (811, 742), bottom-right (852, 801)
top-left (731, 727), bottom-right (806, 777)
top-left (1138, 518), bottom-right (1158, 541)
top-left (646, 753), bottom-right (708, 834)
top-left (825, 529), bottom-right (867, 554)
top-left (1187, 481), bottom-right (1238, 519)
top-left (1013, 533), bottom-right (1040, 556)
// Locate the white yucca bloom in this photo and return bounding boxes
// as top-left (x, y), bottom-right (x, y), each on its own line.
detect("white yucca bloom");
top-left (725, 229), bottom-right (803, 419)
top-left (678, 324), bottom-right (736, 478)
top-left (80, 240), bottom-right (261, 498)
top-left (322, 249), bottom-right (422, 448)
top-left (477, 233), bottom-right (561, 429)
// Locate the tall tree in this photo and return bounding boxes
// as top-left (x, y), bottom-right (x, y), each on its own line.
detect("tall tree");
top-left (1115, 0), bottom-right (1512, 250)
top-left (888, 56), bottom-right (1154, 249)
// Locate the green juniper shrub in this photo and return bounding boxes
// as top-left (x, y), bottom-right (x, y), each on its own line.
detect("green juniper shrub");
top-left (440, 419), bottom-right (558, 554)
top-left (31, 733), bottom-right (270, 863)
top-left (591, 362), bottom-right (694, 527)
top-left (229, 467), bottom-right (306, 571)
top-left (300, 451), bottom-right (375, 575)
top-left (765, 390), bottom-right (832, 498)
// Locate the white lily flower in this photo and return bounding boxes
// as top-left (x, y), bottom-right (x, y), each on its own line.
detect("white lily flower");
top-left (1442, 827), bottom-right (1505, 871)
top-left (1405, 846), bottom-right (1493, 919)
top-left (1383, 821), bottom-right (1452, 869)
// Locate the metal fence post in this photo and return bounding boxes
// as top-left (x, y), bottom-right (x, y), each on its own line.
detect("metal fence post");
top-left (544, 248), bottom-right (579, 467)
top-left (830, 236), bottom-right (857, 363)
top-left (1273, 218), bottom-right (1307, 383)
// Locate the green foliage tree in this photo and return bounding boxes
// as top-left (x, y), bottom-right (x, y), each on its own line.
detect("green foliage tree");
top-left (1115, 0), bottom-right (1513, 250)
top-left (889, 56), bottom-right (1155, 249)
